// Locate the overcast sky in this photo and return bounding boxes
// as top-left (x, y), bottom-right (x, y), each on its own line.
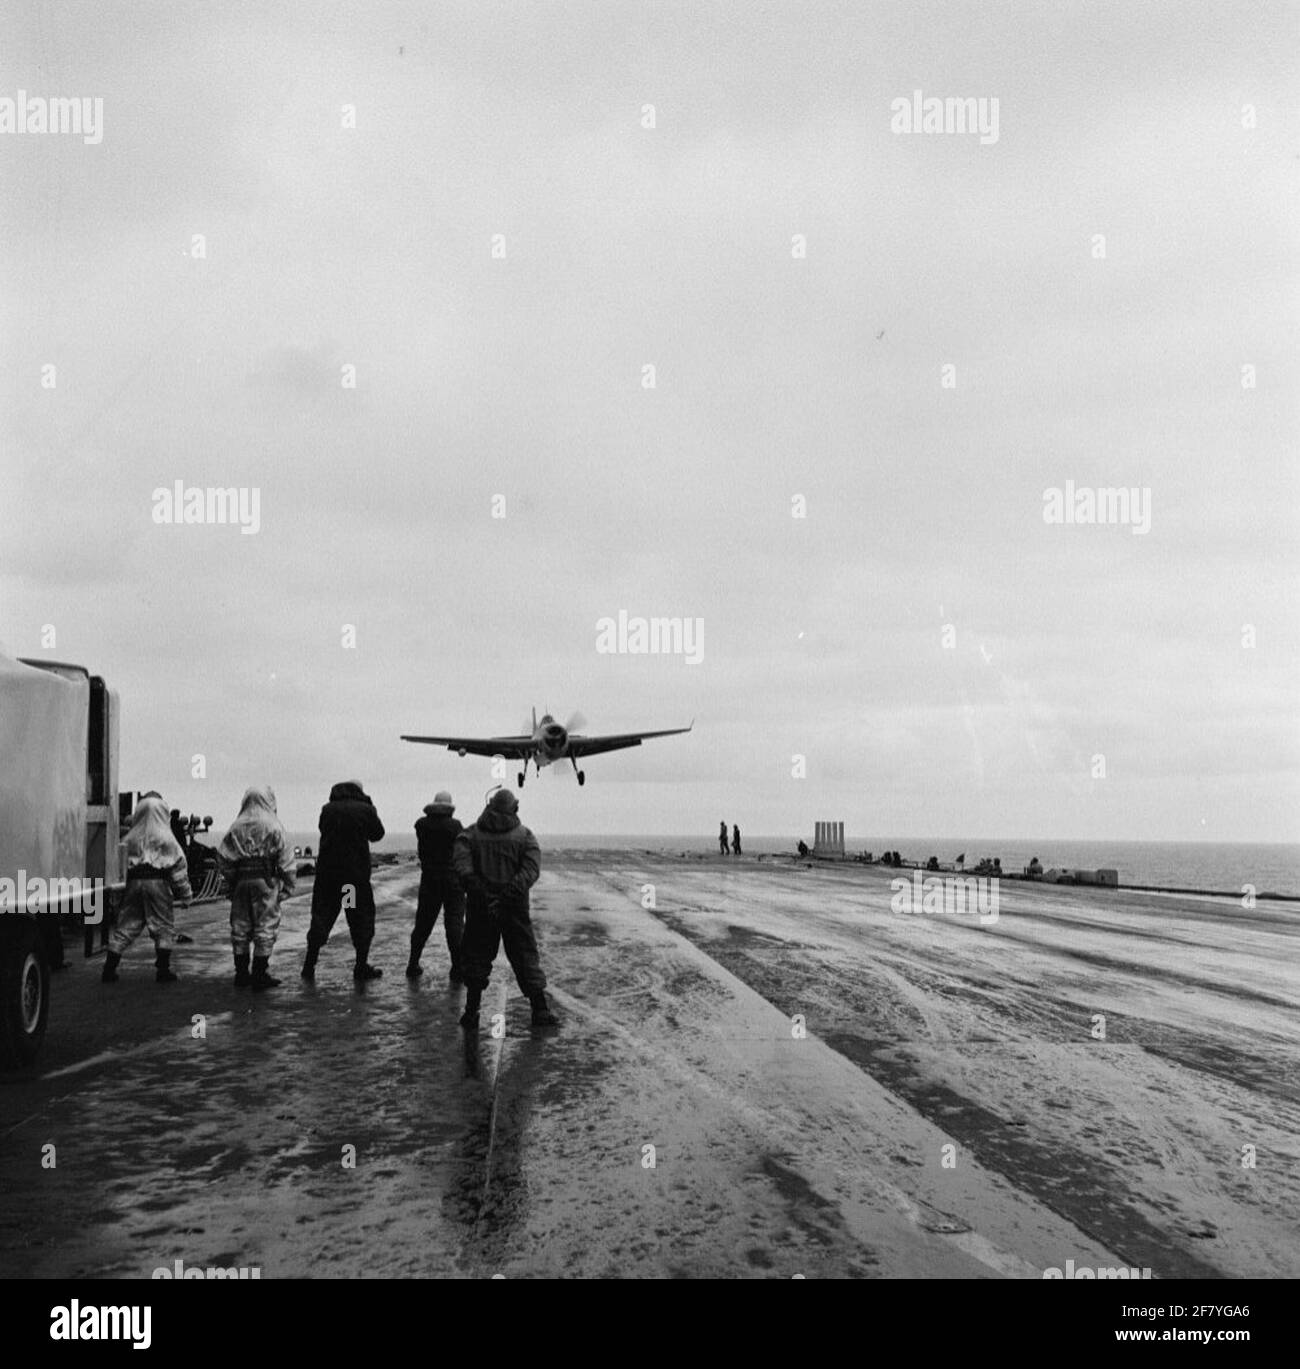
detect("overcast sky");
top-left (2, 1), bottom-right (1297, 843)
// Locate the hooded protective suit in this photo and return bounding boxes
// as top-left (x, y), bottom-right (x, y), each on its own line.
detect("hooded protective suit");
top-left (306, 781), bottom-right (385, 967)
top-left (219, 787), bottom-right (295, 962)
top-left (125, 796), bottom-right (190, 880)
top-left (109, 795), bottom-right (192, 958)
top-left (453, 790), bottom-right (545, 996)
top-left (219, 786), bottom-right (294, 884)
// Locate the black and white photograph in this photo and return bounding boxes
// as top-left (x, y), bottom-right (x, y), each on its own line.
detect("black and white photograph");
top-left (1, 0), bottom-right (1296, 1322)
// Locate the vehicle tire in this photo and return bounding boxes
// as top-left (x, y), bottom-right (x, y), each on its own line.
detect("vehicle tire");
top-left (0, 919), bottom-right (51, 1069)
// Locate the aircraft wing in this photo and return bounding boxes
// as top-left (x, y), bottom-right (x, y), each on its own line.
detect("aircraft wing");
top-left (400, 734), bottom-right (536, 759)
top-left (568, 723), bottom-right (693, 759)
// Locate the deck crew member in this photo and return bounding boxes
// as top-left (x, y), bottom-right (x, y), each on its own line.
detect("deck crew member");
top-left (218, 786), bottom-right (296, 990)
top-left (453, 788), bottom-right (556, 1029)
top-left (102, 795), bottom-right (192, 983)
top-left (301, 781), bottom-right (385, 982)
top-left (408, 790), bottom-right (465, 982)
top-left (170, 808), bottom-right (190, 851)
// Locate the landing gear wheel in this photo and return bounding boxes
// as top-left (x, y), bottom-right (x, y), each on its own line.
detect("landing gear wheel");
top-left (577, 771), bottom-right (585, 786)
top-left (517, 771), bottom-right (525, 789)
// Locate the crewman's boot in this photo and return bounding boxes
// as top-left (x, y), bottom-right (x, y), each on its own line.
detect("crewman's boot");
top-left (459, 987), bottom-right (482, 1029)
top-left (233, 952), bottom-right (252, 988)
top-left (405, 950), bottom-right (423, 979)
top-left (301, 945), bottom-right (318, 981)
top-left (530, 991), bottom-right (559, 1028)
top-left (155, 949), bottom-right (178, 983)
top-left (251, 956), bottom-right (281, 991)
top-left (353, 960), bottom-right (382, 981)
top-left (101, 950), bottom-right (122, 983)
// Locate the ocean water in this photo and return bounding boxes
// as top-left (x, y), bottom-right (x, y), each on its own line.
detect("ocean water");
top-left (275, 830), bottom-right (1300, 897)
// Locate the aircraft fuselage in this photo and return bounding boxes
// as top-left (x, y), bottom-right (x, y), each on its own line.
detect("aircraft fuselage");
top-left (534, 714), bottom-right (568, 766)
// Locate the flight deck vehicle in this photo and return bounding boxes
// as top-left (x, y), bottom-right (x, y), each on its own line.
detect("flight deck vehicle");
top-left (0, 652), bottom-right (124, 1067)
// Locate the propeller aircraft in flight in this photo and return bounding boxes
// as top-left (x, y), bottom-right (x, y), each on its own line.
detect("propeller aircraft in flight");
top-left (401, 708), bottom-right (693, 788)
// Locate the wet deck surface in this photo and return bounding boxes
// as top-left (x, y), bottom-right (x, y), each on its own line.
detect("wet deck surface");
top-left (2, 854), bottom-right (1297, 1278)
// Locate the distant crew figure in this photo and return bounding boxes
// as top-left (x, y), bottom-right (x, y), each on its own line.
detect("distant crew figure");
top-left (719, 822), bottom-right (730, 855)
top-left (453, 789), bottom-right (556, 1029)
top-left (103, 795), bottom-right (192, 984)
top-left (301, 781), bottom-right (385, 983)
top-left (218, 786), bottom-right (295, 990)
top-left (169, 808), bottom-right (189, 851)
top-left (409, 790), bottom-right (465, 983)
top-left (797, 839), bottom-right (809, 858)
top-left (1027, 856), bottom-right (1043, 878)
top-left (732, 825), bottom-right (742, 856)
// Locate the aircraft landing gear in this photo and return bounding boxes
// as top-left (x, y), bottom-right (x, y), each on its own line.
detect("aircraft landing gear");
top-left (570, 757), bottom-right (585, 787)
top-left (517, 771), bottom-right (526, 789)
top-left (577, 770), bottom-right (585, 786)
